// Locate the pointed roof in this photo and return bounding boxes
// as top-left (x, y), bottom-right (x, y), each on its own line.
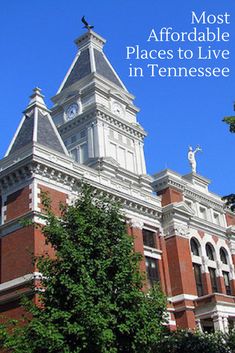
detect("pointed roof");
top-left (57, 30), bottom-right (127, 94)
top-left (6, 88), bottom-right (69, 157)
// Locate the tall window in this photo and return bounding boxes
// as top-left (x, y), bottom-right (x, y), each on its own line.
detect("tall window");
top-left (213, 213), bottom-right (220, 225)
top-left (193, 263), bottom-right (203, 296)
top-left (208, 267), bottom-right (218, 292)
top-left (199, 207), bottom-right (207, 220)
top-left (80, 143), bottom-right (88, 163)
top-left (223, 271), bottom-right (231, 295)
top-left (143, 229), bottom-right (156, 248)
top-left (145, 257), bottom-right (159, 288)
top-left (190, 238), bottom-right (200, 256)
top-left (220, 248), bottom-right (228, 265)
top-left (70, 144), bottom-right (88, 164)
top-left (70, 148), bottom-right (78, 161)
top-left (206, 243), bottom-right (215, 261)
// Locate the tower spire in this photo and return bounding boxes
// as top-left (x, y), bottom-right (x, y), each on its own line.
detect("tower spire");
top-left (25, 87), bottom-right (49, 113)
top-left (5, 88), bottom-right (68, 157)
top-left (56, 29), bottom-right (127, 94)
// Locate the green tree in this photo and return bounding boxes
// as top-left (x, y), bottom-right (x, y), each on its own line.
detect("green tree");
top-left (223, 116), bottom-right (235, 133)
top-left (222, 194), bottom-right (235, 212)
top-left (223, 110), bottom-right (235, 211)
top-left (0, 185), bottom-right (167, 353)
top-left (156, 329), bottom-right (234, 353)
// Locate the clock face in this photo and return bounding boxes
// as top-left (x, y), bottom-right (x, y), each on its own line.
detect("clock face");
top-left (66, 103), bottom-right (79, 120)
top-left (112, 102), bottom-right (123, 117)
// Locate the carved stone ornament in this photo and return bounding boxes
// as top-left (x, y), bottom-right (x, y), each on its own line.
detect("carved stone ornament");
top-left (166, 224), bottom-right (189, 237)
top-left (129, 218), bottom-right (144, 229)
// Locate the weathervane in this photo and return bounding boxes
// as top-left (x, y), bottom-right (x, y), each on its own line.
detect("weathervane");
top-left (188, 145), bottom-right (202, 173)
top-left (81, 16), bottom-right (94, 31)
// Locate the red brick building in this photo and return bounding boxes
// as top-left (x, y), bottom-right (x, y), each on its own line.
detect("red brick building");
top-left (0, 30), bottom-right (235, 332)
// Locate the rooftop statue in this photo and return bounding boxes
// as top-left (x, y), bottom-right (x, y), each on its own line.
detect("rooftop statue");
top-left (188, 145), bottom-right (202, 173)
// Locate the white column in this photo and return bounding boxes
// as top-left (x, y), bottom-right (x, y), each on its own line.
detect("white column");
top-left (134, 140), bottom-right (143, 175)
top-left (223, 316), bottom-right (229, 333)
top-left (103, 124), bottom-right (109, 157)
top-left (194, 202), bottom-right (200, 217)
top-left (93, 122), bottom-right (105, 158)
top-left (87, 124), bottom-right (94, 158)
top-left (201, 256), bottom-right (209, 274)
top-left (208, 208), bottom-right (214, 223)
top-left (97, 121), bottom-right (105, 158)
top-left (139, 141), bottom-right (147, 174)
top-left (1, 194), bottom-right (7, 225)
top-left (212, 314), bottom-right (224, 332)
top-left (195, 318), bottom-right (203, 332)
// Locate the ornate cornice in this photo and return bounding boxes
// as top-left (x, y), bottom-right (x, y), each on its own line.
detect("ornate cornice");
top-left (153, 169), bottom-right (224, 211)
top-left (128, 218), bottom-right (144, 229)
top-left (164, 224), bottom-right (190, 238)
top-left (57, 106), bottom-right (146, 140)
top-left (0, 145), bottom-right (162, 220)
top-left (184, 188), bottom-right (224, 212)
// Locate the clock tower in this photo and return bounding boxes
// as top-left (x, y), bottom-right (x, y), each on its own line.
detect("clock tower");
top-left (51, 30), bottom-right (147, 177)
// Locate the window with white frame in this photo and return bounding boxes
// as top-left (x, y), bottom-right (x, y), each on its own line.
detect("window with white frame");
top-left (190, 238), bottom-right (200, 257)
top-left (223, 271), bottom-right (231, 295)
top-left (193, 263), bottom-right (203, 297)
top-left (145, 256), bottom-right (160, 288)
top-left (70, 143), bottom-right (88, 164)
top-left (213, 212), bottom-right (220, 225)
top-left (220, 247), bottom-right (228, 265)
top-left (185, 199), bottom-right (194, 210)
top-left (199, 206), bottom-right (207, 220)
top-left (206, 243), bottom-right (215, 261)
top-left (143, 229), bottom-right (156, 248)
top-left (208, 267), bottom-right (218, 293)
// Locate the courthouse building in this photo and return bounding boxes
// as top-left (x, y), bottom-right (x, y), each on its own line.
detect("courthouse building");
top-left (0, 29), bottom-right (235, 333)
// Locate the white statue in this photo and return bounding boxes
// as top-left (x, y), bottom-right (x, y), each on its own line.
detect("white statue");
top-left (188, 145), bottom-right (202, 173)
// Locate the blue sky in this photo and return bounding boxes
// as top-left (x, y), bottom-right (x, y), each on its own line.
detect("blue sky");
top-left (0, 0), bottom-right (234, 196)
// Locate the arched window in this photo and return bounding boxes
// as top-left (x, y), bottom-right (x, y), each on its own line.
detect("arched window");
top-left (190, 238), bottom-right (200, 256)
top-left (206, 243), bottom-right (215, 261)
top-left (220, 248), bottom-right (228, 264)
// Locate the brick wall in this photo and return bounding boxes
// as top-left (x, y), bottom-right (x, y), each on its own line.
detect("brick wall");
top-left (166, 236), bottom-right (197, 296)
top-left (226, 213), bottom-right (235, 226)
top-left (1, 226), bottom-right (35, 283)
top-left (38, 185), bottom-right (67, 216)
top-left (5, 187), bottom-right (31, 222)
top-left (158, 187), bottom-right (183, 206)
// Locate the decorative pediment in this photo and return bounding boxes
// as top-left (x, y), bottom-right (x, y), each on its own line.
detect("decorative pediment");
top-left (109, 90), bottom-right (132, 105)
top-left (173, 201), bottom-right (195, 215)
top-left (163, 201), bottom-right (195, 217)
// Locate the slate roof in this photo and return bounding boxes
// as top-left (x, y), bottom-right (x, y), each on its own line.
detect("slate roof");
top-left (37, 111), bottom-right (66, 154)
top-left (60, 33), bottom-right (124, 92)
top-left (94, 49), bottom-right (122, 88)
top-left (63, 49), bottom-right (91, 90)
top-left (10, 115), bottom-right (34, 154)
top-left (7, 89), bottom-right (68, 157)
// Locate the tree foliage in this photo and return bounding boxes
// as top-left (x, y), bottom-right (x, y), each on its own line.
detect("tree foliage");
top-left (222, 112), bottom-right (235, 212)
top-left (0, 184), bottom-right (167, 353)
top-left (222, 194), bottom-right (235, 212)
top-left (156, 329), bottom-right (235, 353)
top-left (223, 116), bottom-right (235, 133)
